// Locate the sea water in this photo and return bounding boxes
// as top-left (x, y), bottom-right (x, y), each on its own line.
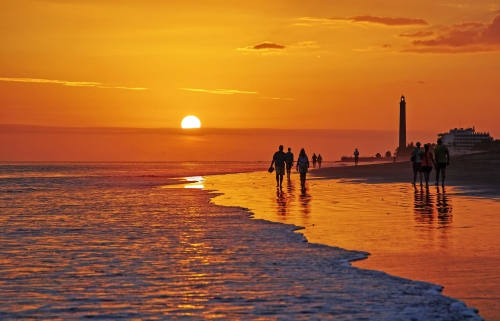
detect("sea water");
top-left (0, 163), bottom-right (482, 319)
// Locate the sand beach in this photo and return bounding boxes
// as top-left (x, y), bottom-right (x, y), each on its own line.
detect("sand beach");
top-left (314, 152), bottom-right (500, 197)
top-left (204, 152), bottom-right (500, 320)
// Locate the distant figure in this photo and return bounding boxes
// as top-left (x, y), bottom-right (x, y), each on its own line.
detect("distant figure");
top-left (354, 148), bottom-right (360, 165)
top-left (270, 145), bottom-right (287, 188)
top-left (411, 142), bottom-right (423, 187)
top-left (317, 154), bottom-right (323, 168)
top-left (285, 147), bottom-right (294, 180)
top-left (312, 153), bottom-right (317, 168)
top-left (434, 138), bottom-right (450, 187)
top-left (421, 144), bottom-right (435, 188)
top-left (296, 148), bottom-right (310, 189)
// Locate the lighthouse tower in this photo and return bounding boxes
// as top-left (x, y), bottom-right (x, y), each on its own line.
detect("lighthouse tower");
top-left (399, 95), bottom-right (406, 150)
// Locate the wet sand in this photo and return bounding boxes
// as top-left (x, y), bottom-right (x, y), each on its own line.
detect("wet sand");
top-left (205, 167), bottom-right (500, 320)
top-left (313, 151), bottom-right (500, 197)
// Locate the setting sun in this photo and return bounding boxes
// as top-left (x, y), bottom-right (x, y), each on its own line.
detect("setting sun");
top-left (181, 116), bottom-right (201, 129)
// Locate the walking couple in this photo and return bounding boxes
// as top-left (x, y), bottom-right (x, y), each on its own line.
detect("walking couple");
top-left (411, 138), bottom-right (450, 188)
top-left (269, 145), bottom-right (310, 189)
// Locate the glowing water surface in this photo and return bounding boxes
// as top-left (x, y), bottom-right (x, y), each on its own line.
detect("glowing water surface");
top-left (200, 171), bottom-right (500, 321)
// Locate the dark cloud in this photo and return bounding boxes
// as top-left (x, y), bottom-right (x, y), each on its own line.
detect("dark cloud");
top-left (404, 15), bottom-right (500, 53)
top-left (237, 42), bottom-right (286, 52)
top-left (381, 44), bottom-right (392, 48)
top-left (337, 15), bottom-right (428, 26)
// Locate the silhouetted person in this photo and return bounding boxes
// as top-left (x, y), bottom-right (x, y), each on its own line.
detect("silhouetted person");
top-left (312, 153), bottom-right (317, 168)
top-left (421, 144), bottom-right (435, 188)
top-left (270, 145), bottom-right (287, 188)
top-left (354, 148), bottom-right (359, 165)
top-left (296, 148), bottom-right (310, 189)
top-left (434, 138), bottom-right (450, 187)
top-left (317, 154), bottom-right (323, 168)
top-left (411, 142), bottom-right (423, 187)
top-left (285, 147), bottom-right (294, 180)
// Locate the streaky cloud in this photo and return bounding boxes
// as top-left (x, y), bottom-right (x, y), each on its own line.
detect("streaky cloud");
top-left (398, 31), bottom-right (435, 38)
top-left (403, 14), bottom-right (500, 53)
top-left (339, 15), bottom-right (428, 26)
top-left (180, 88), bottom-right (257, 95)
top-left (299, 16), bottom-right (428, 27)
top-left (0, 77), bottom-right (99, 87)
top-left (260, 97), bottom-right (294, 101)
top-left (439, 3), bottom-right (469, 8)
top-left (0, 77), bottom-right (147, 90)
top-left (353, 44), bottom-right (393, 52)
top-left (98, 86), bottom-right (148, 90)
top-left (290, 41), bottom-right (321, 49)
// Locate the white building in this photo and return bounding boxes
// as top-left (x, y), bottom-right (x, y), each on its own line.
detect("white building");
top-left (438, 127), bottom-right (491, 154)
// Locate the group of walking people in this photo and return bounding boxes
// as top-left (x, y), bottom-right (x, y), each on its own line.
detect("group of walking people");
top-left (270, 145), bottom-right (319, 189)
top-left (411, 138), bottom-right (450, 188)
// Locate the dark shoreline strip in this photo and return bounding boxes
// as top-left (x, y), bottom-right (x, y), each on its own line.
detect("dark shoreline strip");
top-left (312, 152), bottom-right (500, 197)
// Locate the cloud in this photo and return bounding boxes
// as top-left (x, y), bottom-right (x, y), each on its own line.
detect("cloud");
top-left (402, 14), bottom-right (500, 53)
top-left (253, 42), bottom-right (285, 50)
top-left (237, 42), bottom-right (286, 51)
top-left (353, 44), bottom-right (393, 52)
top-left (260, 97), bottom-right (294, 101)
top-left (299, 15), bottom-right (428, 27)
top-left (179, 88), bottom-right (257, 95)
top-left (237, 41), bottom-right (320, 53)
top-left (489, 4), bottom-right (500, 12)
top-left (0, 77), bottom-right (147, 90)
top-left (439, 3), bottom-right (469, 8)
top-left (339, 15), bottom-right (428, 26)
top-left (399, 80), bottom-right (426, 84)
top-left (97, 86), bottom-right (148, 90)
top-left (399, 30), bottom-right (435, 38)
top-left (296, 17), bottom-right (347, 27)
top-left (289, 41), bottom-right (321, 49)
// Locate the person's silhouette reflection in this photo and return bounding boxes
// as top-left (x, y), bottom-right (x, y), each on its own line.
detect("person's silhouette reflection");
top-left (413, 188), bottom-right (453, 229)
top-left (276, 189), bottom-right (287, 216)
top-left (299, 187), bottom-right (312, 217)
top-left (413, 189), bottom-right (435, 225)
top-left (436, 189), bottom-right (453, 226)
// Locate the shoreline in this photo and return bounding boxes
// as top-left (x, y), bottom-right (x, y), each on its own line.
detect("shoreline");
top-left (181, 185), bottom-right (484, 320)
top-left (312, 151), bottom-right (500, 198)
top-left (200, 163), bottom-right (500, 320)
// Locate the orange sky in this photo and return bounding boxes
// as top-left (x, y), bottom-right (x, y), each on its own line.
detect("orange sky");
top-left (1, 1), bottom-right (499, 160)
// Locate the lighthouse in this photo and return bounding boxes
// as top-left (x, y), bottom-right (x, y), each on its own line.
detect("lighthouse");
top-left (399, 95), bottom-right (406, 150)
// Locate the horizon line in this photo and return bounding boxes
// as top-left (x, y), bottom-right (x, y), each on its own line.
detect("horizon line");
top-left (0, 123), bottom-right (436, 132)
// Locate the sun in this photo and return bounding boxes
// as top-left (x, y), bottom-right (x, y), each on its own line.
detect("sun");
top-left (181, 115), bottom-right (201, 129)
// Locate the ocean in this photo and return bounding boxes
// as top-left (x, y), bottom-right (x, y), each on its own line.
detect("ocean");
top-left (0, 162), bottom-right (486, 319)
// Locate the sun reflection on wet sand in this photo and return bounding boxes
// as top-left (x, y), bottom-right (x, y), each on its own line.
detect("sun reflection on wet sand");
top-left (206, 171), bottom-right (500, 321)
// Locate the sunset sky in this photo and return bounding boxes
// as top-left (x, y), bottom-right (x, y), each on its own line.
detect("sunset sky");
top-left (1, 0), bottom-right (499, 160)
